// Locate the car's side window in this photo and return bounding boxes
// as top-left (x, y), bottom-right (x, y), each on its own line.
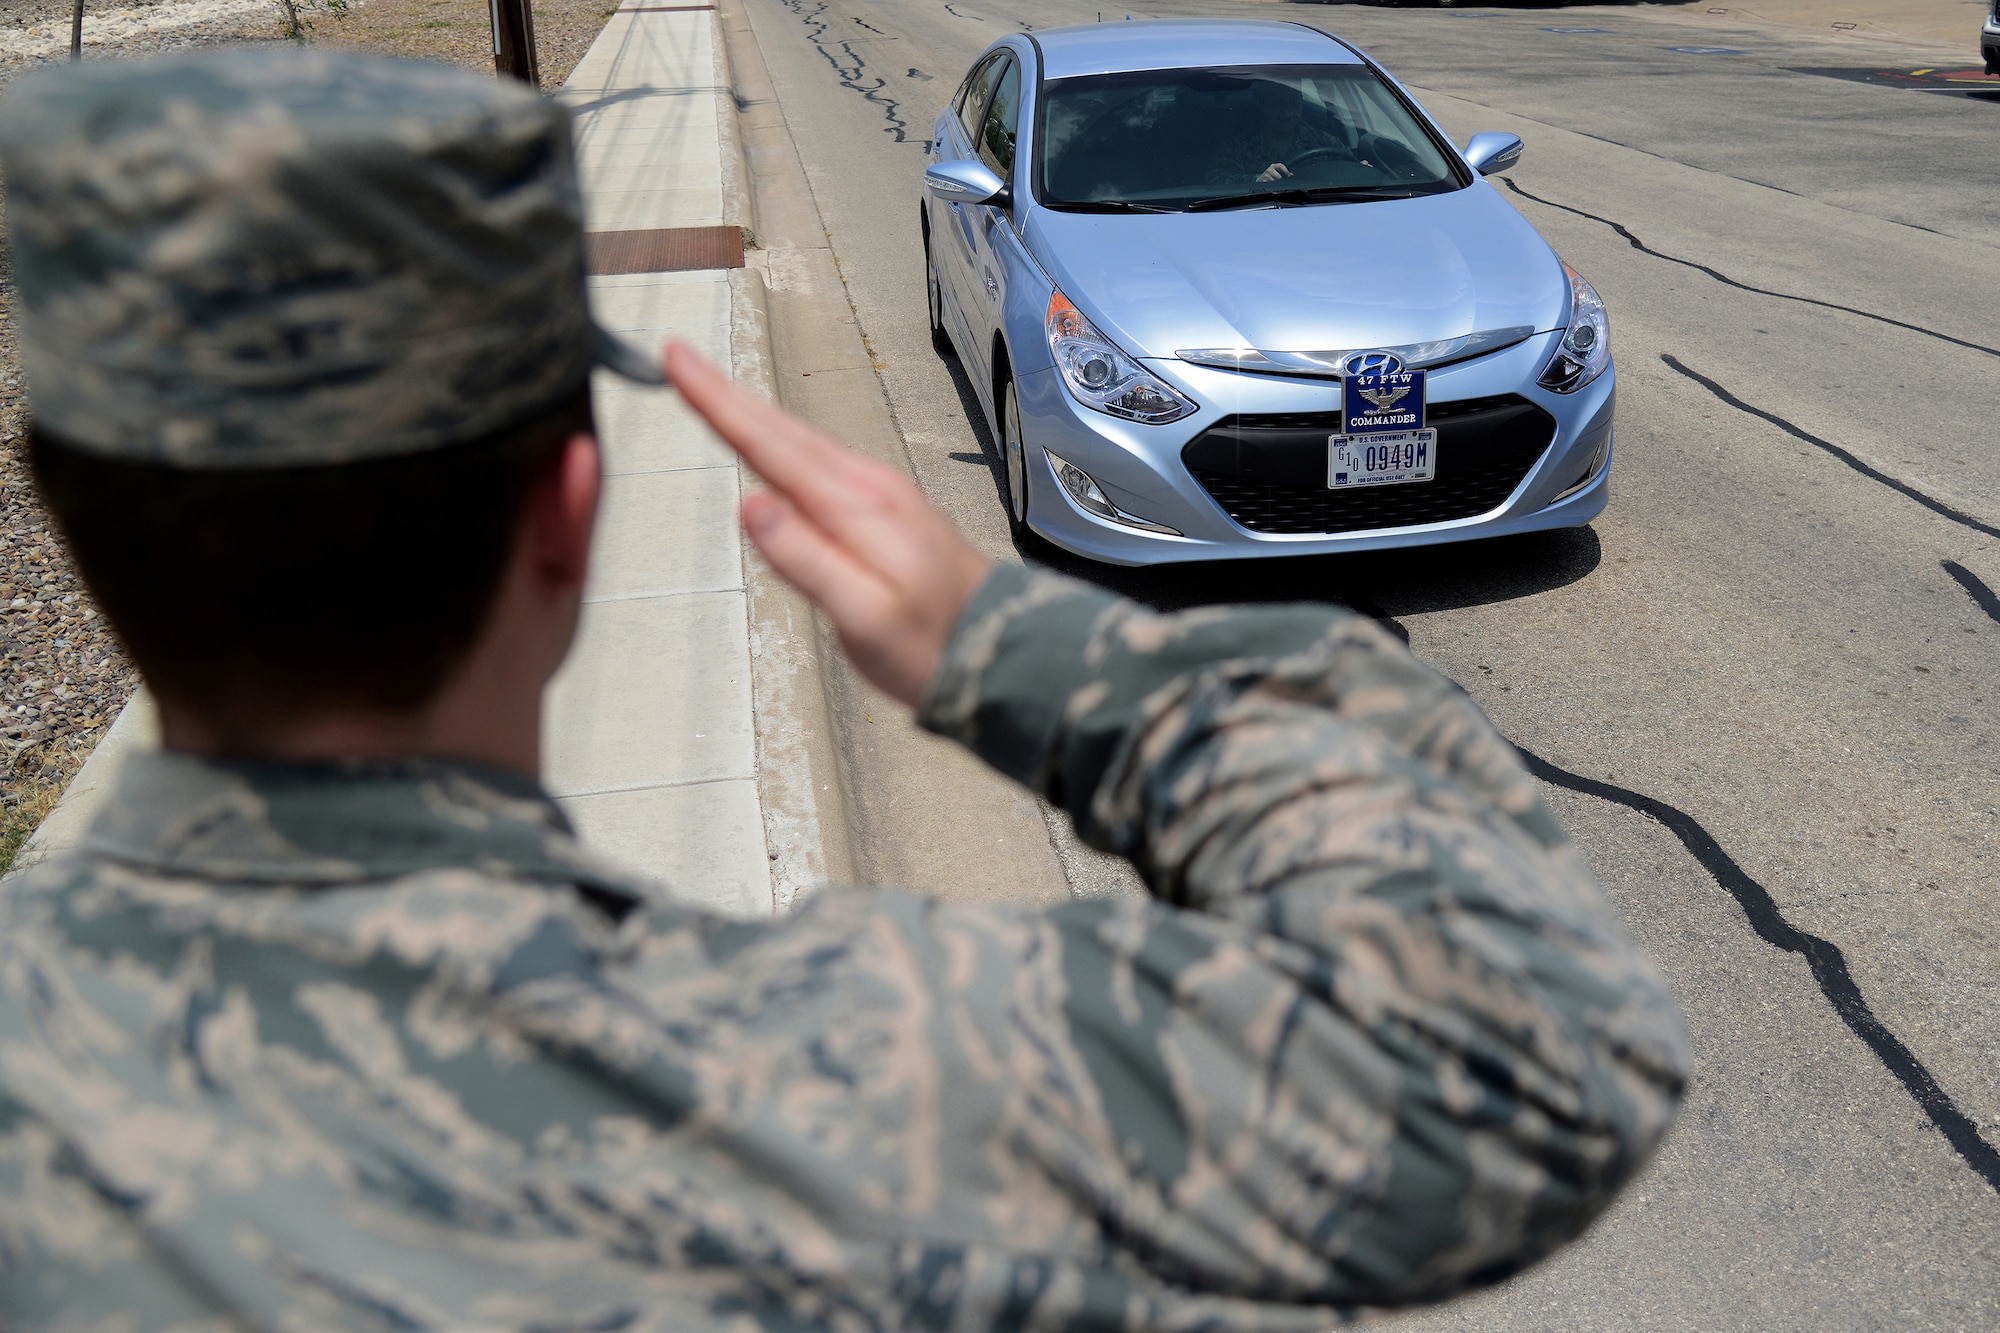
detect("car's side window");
top-left (956, 54), bottom-right (1006, 145)
top-left (976, 58), bottom-right (1021, 181)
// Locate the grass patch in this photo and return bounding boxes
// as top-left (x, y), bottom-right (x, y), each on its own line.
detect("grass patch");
top-left (0, 775), bottom-right (62, 877)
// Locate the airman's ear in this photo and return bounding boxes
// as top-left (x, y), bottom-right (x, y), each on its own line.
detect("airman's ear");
top-left (527, 433), bottom-right (601, 590)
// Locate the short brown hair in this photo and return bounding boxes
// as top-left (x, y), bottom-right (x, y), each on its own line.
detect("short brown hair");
top-left (30, 388), bottom-right (592, 734)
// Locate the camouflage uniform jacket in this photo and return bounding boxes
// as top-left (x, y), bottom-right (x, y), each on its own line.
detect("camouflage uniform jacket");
top-left (0, 566), bottom-right (1687, 1331)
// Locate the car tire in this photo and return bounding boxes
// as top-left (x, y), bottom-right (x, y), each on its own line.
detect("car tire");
top-left (925, 230), bottom-right (953, 357)
top-left (999, 377), bottom-right (1031, 544)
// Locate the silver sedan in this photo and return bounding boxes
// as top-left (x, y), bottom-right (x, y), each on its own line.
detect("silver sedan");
top-left (921, 18), bottom-right (1614, 566)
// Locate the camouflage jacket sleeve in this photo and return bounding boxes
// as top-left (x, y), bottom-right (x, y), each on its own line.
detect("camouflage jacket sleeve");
top-left (0, 569), bottom-right (1686, 1333)
top-left (915, 564), bottom-right (1688, 1308)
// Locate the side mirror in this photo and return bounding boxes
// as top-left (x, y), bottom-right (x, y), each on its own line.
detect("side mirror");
top-left (924, 158), bottom-right (1011, 207)
top-left (1464, 132), bottom-right (1524, 176)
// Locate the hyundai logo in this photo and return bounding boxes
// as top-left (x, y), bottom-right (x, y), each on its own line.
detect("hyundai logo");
top-left (1342, 351), bottom-right (1405, 377)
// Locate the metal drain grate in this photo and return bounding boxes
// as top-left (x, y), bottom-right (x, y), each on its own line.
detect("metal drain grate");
top-left (585, 225), bottom-right (746, 275)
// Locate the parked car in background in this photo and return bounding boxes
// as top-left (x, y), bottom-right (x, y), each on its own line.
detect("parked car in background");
top-left (921, 18), bottom-right (1614, 566)
top-left (1984, 0), bottom-right (1999, 75)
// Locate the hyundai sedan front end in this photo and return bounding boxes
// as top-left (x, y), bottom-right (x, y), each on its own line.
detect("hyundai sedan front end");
top-left (922, 19), bottom-right (1614, 566)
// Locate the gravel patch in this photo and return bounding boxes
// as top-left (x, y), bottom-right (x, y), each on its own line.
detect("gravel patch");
top-left (0, 0), bottom-right (619, 870)
top-left (0, 195), bottom-right (146, 873)
top-left (314, 0), bottom-right (617, 88)
top-left (0, 0), bottom-right (282, 62)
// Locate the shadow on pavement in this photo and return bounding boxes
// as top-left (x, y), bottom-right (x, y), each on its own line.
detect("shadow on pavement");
top-left (1035, 526), bottom-right (1602, 627)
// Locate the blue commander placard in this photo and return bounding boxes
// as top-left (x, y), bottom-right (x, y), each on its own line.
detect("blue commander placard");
top-left (1342, 367), bottom-right (1426, 434)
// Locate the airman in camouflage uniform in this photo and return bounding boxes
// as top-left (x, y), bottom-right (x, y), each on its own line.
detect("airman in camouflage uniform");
top-left (0, 49), bottom-right (1687, 1331)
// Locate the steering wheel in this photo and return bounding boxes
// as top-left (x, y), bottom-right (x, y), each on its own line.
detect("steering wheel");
top-left (1284, 145), bottom-right (1359, 173)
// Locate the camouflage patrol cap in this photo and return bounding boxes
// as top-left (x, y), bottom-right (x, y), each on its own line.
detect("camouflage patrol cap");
top-left (0, 49), bottom-right (664, 470)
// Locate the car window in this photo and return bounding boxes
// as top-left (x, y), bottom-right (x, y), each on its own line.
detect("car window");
top-left (1322, 73), bottom-right (1443, 172)
top-left (1037, 64), bottom-right (1464, 211)
top-left (976, 58), bottom-right (1021, 180)
top-left (956, 54), bottom-right (1007, 144)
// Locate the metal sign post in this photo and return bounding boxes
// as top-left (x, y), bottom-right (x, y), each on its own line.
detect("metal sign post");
top-left (488, 0), bottom-right (541, 86)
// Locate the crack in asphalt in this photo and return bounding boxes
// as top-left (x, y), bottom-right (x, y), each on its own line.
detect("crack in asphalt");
top-left (942, 2), bottom-right (982, 18)
top-left (1944, 561), bottom-right (2000, 627)
top-left (1661, 354), bottom-right (2000, 542)
top-left (1501, 178), bottom-right (2000, 362)
top-left (774, 0), bottom-right (912, 142)
top-left (1347, 601), bottom-right (2000, 1196)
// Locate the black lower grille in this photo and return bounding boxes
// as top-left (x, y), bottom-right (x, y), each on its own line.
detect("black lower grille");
top-left (1183, 395), bottom-right (1557, 536)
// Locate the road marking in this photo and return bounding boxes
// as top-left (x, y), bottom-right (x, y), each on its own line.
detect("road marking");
top-left (1663, 45), bottom-right (1751, 55)
top-left (1792, 66), bottom-right (2000, 100)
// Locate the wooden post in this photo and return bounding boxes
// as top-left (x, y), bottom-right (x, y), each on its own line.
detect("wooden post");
top-left (69, 0), bottom-right (84, 59)
top-left (489, 0), bottom-right (541, 87)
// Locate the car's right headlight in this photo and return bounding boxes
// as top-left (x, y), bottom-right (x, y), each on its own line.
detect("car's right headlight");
top-left (1045, 291), bottom-right (1197, 424)
top-left (1539, 262), bottom-right (1611, 393)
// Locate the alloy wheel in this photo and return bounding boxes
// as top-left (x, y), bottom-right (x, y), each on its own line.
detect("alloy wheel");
top-left (1002, 381), bottom-right (1029, 536)
top-left (925, 234), bottom-right (952, 356)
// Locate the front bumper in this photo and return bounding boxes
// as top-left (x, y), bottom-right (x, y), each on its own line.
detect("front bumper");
top-left (1014, 329), bottom-right (1615, 566)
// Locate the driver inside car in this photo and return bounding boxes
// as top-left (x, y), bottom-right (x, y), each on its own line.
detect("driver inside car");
top-left (1222, 78), bottom-right (1348, 184)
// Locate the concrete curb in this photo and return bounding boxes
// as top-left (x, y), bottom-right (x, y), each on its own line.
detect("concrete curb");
top-left (13, 687), bottom-right (154, 870)
top-left (728, 262), bottom-right (858, 905)
top-left (713, 0), bottom-right (857, 903)
top-left (712, 6), bottom-right (758, 248)
top-left (715, 0), bottom-right (1077, 908)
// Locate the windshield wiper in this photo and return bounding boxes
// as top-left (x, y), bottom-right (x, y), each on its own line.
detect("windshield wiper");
top-left (1182, 185), bottom-right (1422, 213)
top-left (1054, 199), bottom-right (1177, 214)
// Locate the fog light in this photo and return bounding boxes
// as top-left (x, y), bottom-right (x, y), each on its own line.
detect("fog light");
top-left (1046, 450), bottom-right (1181, 535)
top-left (1554, 429), bottom-right (1612, 500)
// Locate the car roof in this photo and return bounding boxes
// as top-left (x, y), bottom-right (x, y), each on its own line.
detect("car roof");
top-left (1029, 19), bottom-right (1359, 80)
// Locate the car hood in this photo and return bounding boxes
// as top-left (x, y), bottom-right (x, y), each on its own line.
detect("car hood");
top-left (1021, 183), bottom-right (1566, 363)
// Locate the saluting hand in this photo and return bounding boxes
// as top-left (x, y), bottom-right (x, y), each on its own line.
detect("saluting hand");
top-left (666, 341), bottom-right (994, 708)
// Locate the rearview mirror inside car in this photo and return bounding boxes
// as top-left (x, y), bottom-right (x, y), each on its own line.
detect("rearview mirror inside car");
top-left (1464, 132), bottom-right (1525, 176)
top-left (924, 159), bottom-right (1011, 207)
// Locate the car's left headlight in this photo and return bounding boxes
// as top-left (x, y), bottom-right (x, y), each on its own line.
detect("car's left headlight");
top-left (1539, 262), bottom-right (1611, 393)
top-left (1046, 291), bottom-right (1197, 424)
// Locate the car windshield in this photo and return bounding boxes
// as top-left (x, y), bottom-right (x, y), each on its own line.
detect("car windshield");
top-left (1038, 64), bottom-right (1464, 212)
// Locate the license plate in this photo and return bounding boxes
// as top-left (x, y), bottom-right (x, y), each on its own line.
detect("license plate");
top-left (1328, 429), bottom-right (1437, 488)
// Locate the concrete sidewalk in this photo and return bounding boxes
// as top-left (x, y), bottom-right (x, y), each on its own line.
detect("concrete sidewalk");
top-left (548, 2), bottom-right (774, 916)
top-left (17, 4), bottom-right (839, 918)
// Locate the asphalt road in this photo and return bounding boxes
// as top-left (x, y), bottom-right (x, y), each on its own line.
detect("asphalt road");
top-left (730, 0), bottom-right (2000, 1324)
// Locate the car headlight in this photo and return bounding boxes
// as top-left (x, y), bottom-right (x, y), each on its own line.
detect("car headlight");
top-left (1538, 262), bottom-right (1611, 394)
top-left (1046, 291), bottom-right (1197, 424)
